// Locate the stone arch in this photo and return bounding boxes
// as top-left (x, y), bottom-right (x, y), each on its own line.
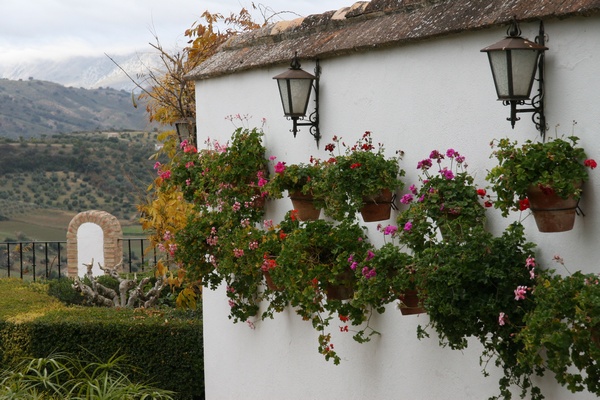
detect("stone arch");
top-left (67, 210), bottom-right (123, 277)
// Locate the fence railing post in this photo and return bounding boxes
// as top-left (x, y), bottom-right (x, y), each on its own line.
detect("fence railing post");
top-left (1, 239), bottom-right (155, 280)
top-left (19, 245), bottom-right (23, 279)
top-left (6, 243), bottom-right (10, 278)
top-left (32, 243), bottom-right (36, 282)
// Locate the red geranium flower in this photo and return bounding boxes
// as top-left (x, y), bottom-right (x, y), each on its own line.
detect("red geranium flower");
top-left (350, 163), bottom-right (362, 169)
top-left (584, 159), bottom-right (597, 169)
top-left (519, 198), bottom-right (530, 211)
top-left (361, 143), bottom-right (374, 151)
top-left (476, 188), bottom-right (486, 197)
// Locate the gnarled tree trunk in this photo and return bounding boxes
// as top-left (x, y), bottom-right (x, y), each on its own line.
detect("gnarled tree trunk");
top-left (72, 259), bottom-right (167, 308)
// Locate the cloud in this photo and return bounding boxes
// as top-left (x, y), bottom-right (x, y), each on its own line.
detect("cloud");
top-left (0, 0), bottom-right (351, 66)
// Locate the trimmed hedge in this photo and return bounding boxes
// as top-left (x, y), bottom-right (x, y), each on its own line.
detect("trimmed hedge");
top-left (0, 280), bottom-right (204, 399)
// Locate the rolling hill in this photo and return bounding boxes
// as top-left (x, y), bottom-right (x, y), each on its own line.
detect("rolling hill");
top-left (0, 77), bottom-right (166, 241)
top-left (0, 131), bottom-right (163, 241)
top-left (0, 78), bottom-right (154, 139)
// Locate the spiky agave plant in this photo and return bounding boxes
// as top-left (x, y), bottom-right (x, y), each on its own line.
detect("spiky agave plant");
top-left (0, 352), bottom-right (175, 400)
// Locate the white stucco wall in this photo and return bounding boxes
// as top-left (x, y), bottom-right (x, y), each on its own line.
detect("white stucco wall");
top-left (195, 17), bottom-right (600, 400)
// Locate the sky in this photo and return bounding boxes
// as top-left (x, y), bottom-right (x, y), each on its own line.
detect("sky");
top-left (0, 0), bottom-right (354, 65)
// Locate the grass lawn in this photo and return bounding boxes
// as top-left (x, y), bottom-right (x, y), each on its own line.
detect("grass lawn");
top-left (0, 279), bottom-right (66, 321)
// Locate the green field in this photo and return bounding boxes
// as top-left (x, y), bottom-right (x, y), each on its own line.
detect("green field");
top-left (0, 208), bottom-right (145, 242)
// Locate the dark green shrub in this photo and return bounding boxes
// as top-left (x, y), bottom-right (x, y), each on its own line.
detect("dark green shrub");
top-left (47, 277), bottom-right (83, 305)
top-left (95, 274), bottom-right (120, 292)
top-left (0, 307), bottom-right (203, 399)
top-left (0, 279), bottom-right (203, 399)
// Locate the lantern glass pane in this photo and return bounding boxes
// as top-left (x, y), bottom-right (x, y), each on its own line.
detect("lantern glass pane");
top-left (277, 79), bottom-right (292, 114)
top-left (276, 78), bottom-right (313, 117)
top-left (510, 49), bottom-right (539, 98)
top-left (489, 52), bottom-right (509, 98)
top-left (289, 79), bottom-right (313, 116)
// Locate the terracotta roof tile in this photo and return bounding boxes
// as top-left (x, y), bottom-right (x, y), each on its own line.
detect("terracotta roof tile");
top-left (187, 0), bottom-right (600, 80)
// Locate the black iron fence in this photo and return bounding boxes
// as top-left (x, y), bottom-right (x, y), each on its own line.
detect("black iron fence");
top-left (120, 238), bottom-right (159, 273)
top-left (0, 238), bottom-right (157, 281)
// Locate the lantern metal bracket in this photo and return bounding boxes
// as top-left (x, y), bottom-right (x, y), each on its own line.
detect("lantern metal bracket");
top-left (504, 19), bottom-right (547, 139)
top-left (289, 59), bottom-right (321, 147)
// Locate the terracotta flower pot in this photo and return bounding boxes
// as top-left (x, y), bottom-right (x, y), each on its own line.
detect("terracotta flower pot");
top-left (360, 189), bottom-right (394, 222)
top-left (262, 269), bottom-right (283, 291)
top-left (325, 283), bottom-right (354, 300)
top-left (398, 290), bottom-right (425, 316)
top-left (527, 184), bottom-right (580, 232)
top-left (289, 190), bottom-right (321, 221)
top-left (325, 269), bottom-right (354, 301)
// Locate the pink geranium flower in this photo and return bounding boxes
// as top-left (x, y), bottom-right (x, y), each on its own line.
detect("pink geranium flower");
top-left (514, 286), bottom-right (528, 301)
top-left (498, 312), bottom-right (506, 326)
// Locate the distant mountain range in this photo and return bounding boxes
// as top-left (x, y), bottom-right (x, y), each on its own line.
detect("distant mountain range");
top-left (0, 78), bottom-right (155, 138)
top-left (0, 52), bottom-right (161, 92)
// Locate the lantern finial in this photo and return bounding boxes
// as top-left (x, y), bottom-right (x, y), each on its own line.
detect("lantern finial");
top-left (507, 17), bottom-right (521, 37)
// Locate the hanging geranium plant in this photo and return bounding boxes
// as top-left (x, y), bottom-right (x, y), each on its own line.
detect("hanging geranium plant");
top-left (315, 131), bottom-right (405, 221)
top-left (487, 128), bottom-right (595, 217)
top-left (397, 148), bottom-right (488, 252)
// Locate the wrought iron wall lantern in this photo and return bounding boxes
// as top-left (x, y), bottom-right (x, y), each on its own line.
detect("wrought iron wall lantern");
top-left (174, 118), bottom-right (197, 143)
top-left (273, 53), bottom-right (321, 147)
top-left (481, 18), bottom-right (548, 137)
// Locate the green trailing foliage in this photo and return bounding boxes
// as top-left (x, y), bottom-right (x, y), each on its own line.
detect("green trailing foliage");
top-left (168, 125), bottom-right (600, 400)
top-left (517, 268), bottom-right (600, 396)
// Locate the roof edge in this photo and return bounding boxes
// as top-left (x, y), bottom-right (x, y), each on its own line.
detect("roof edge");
top-left (187, 0), bottom-right (600, 81)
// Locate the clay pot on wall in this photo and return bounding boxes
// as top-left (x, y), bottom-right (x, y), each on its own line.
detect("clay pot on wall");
top-left (360, 189), bottom-right (394, 222)
top-left (527, 184), bottom-right (580, 232)
top-left (289, 190), bottom-right (321, 221)
top-left (262, 269), bottom-right (283, 291)
top-left (325, 270), bottom-right (355, 301)
top-left (398, 290), bottom-right (426, 316)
